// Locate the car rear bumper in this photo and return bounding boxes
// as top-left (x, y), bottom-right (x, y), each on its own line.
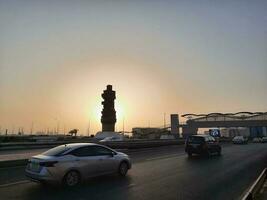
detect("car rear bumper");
top-left (25, 169), bottom-right (60, 185)
top-left (185, 147), bottom-right (206, 154)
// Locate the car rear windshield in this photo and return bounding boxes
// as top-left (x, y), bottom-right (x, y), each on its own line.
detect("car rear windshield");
top-left (42, 145), bottom-right (71, 156)
top-left (187, 136), bottom-right (205, 144)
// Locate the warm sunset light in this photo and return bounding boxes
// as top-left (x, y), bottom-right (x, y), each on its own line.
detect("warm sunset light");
top-left (0, 1), bottom-right (266, 135)
top-left (115, 100), bottom-right (125, 122)
top-left (0, 2), bottom-right (267, 199)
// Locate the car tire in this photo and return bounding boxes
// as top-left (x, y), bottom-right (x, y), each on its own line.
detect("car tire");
top-left (63, 170), bottom-right (80, 187)
top-left (118, 162), bottom-right (128, 176)
top-left (187, 152), bottom-right (192, 157)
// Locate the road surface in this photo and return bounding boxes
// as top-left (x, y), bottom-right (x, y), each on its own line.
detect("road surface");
top-left (0, 143), bottom-right (266, 200)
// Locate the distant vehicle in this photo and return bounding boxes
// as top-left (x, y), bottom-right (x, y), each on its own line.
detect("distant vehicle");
top-left (99, 136), bottom-right (124, 142)
top-left (25, 143), bottom-right (131, 187)
top-left (232, 136), bottom-right (248, 144)
top-left (185, 135), bottom-right (221, 157)
top-left (252, 137), bottom-right (263, 143)
top-left (261, 137), bottom-right (267, 143)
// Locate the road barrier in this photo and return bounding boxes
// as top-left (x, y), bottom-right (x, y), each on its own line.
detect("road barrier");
top-left (0, 139), bottom-right (185, 151)
top-left (0, 138), bottom-right (232, 151)
top-left (241, 168), bottom-right (267, 200)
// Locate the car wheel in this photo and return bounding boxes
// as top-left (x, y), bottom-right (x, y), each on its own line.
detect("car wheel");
top-left (63, 170), bottom-right (80, 187)
top-left (187, 152), bottom-right (192, 157)
top-left (118, 162), bottom-right (128, 176)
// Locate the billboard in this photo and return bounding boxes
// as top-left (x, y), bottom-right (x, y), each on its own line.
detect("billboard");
top-left (209, 129), bottom-right (221, 137)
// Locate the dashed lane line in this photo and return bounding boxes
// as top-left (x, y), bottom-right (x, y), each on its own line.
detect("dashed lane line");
top-left (145, 153), bottom-right (185, 161)
top-left (0, 180), bottom-right (30, 188)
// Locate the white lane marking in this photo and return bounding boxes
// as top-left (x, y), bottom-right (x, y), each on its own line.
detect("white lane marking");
top-left (145, 153), bottom-right (185, 161)
top-left (0, 180), bottom-right (30, 188)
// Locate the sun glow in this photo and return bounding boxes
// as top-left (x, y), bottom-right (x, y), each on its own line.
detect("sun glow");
top-left (115, 100), bottom-right (125, 121)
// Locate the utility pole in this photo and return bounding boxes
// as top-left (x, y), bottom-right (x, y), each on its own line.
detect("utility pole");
top-left (30, 121), bottom-right (34, 135)
top-left (88, 120), bottom-right (90, 137)
top-left (123, 117), bottom-right (125, 135)
top-left (164, 112), bottom-right (166, 128)
top-left (56, 121), bottom-right (60, 135)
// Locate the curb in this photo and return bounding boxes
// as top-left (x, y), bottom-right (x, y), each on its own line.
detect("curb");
top-left (241, 168), bottom-right (267, 200)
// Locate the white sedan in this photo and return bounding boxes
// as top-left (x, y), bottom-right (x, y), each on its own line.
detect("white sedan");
top-left (100, 136), bottom-right (124, 142)
top-left (232, 136), bottom-right (248, 144)
top-left (262, 137), bottom-right (267, 143)
top-left (252, 137), bottom-right (263, 143)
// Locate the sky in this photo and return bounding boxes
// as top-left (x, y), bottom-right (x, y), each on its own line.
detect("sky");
top-left (0, 0), bottom-right (266, 135)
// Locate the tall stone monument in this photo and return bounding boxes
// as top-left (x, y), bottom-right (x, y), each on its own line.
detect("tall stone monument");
top-left (101, 85), bottom-right (117, 132)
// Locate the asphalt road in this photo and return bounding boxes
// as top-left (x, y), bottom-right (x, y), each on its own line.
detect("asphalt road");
top-left (0, 143), bottom-right (267, 200)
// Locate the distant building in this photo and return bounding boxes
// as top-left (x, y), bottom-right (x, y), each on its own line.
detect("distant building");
top-left (132, 127), bottom-right (169, 139)
top-left (95, 131), bottom-right (123, 140)
top-left (220, 128), bottom-right (250, 138)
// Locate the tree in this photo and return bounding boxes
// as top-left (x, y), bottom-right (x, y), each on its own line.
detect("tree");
top-left (68, 129), bottom-right (78, 137)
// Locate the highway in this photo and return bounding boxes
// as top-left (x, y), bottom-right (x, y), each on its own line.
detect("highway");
top-left (0, 143), bottom-right (267, 200)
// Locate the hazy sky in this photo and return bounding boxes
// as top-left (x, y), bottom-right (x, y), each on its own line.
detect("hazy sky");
top-left (0, 0), bottom-right (266, 135)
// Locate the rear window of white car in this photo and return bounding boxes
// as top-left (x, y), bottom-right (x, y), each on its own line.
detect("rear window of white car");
top-left (70, 146), bottom-right (113, 157)
top-left (42, 145), bottom-right (71, 156)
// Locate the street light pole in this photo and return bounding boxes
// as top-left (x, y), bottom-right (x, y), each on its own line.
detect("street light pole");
top-left (88, 120), bottom-right (90, 137)
top-left (164, 112), bottom-right (166, 128)
top-left (123, 117), bottom-right (125, 135)
top-left (30, 121), bottom-right (34, 135)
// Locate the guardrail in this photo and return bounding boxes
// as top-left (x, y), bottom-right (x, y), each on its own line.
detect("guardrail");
top-left (0, 138), bottom-right (232, 151)
top-left (0, 139), bottom-right (186, 151)
top-left (241, 168), bottom-right (267, 200)
top-left (100, 139), bottom-right (186, 149)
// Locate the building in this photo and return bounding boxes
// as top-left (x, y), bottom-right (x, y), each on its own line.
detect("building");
top-left (181, 112), bottom-right (267, 138)
top-left (132, 127), bottom-right (169, 139)
top-left (95, 131), bottom-right (123, 140)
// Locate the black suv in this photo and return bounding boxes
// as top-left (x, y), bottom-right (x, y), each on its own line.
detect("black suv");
top-left (185, 135), bottom-right (221, 157)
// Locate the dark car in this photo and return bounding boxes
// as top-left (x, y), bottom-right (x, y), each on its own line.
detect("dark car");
top-left (185, 135), bottom-right (221, 157)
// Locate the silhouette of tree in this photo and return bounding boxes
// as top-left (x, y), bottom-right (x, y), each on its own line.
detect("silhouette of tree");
top-left (68, 129), bottom-right (78, 137)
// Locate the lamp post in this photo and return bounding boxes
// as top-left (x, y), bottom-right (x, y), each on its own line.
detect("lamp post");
top-left (164, 113), bottom-right (166, 128)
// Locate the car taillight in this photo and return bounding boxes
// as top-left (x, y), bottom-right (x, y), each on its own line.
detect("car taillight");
top-left (39, 161), bottom-right (58, 167)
